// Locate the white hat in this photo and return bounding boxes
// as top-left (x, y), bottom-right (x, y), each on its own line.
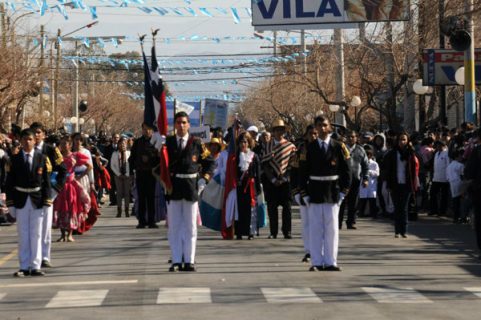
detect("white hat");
top-left (247, 125), bottom-right (259, 133)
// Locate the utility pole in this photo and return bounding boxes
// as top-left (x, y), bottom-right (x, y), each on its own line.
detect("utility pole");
top-left (273, 31), bottom-right (277, 56)
top-left (386, 22), bottom-right (395, 130)
top-left (73, 41), bottom-right (79, 132)
top-left (464, 0), bottom-right (476, 124)
top-left (39, 25), bottom-right (45, 112)
top-left (300, 30), bottom-right (307, 75)
top-left (54, 29), bottom-right (61, 128)
top-left (334, 28), bottom-right (346, 127)
top-left (439, 0), bottom-right (447, 125)
top-left (50, 45), bottom-right (54, 120)
top-left (418, 4), bottom-right (426, 131)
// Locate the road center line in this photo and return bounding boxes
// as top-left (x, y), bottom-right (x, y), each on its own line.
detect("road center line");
top-left (0, 249), bottom-right (18, 267)
top-left (0, 280), bottom-right (138, 288)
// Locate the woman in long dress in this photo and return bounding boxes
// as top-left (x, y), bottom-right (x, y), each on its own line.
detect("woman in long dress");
top-left (235, 132), bottom-right (261, 240)
top-left (72, 133), bottom-right (98, 233)
top-left (54, 136), bottom-right (92, 242)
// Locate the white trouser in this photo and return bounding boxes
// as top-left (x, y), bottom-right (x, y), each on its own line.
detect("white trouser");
top-left (167, 200), bottom-right (198, 264)
top-left (308, 203), bottom-right (340, 267)
top-left (41, 191), bottom-right (56, 262)
top-left (41, 205), bottom-right (53, 262)
top-left (300, 205), bottom-right (310, 254)
top-left (16, 197), bottom-right (44, 270)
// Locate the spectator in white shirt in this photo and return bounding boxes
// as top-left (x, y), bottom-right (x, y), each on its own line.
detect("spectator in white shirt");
top-left (446, 149), bottom-right (466, 223)
top-left (110, 138), bottom-right (131, 218)
top-left (430, 141), bottom-right (450, 216)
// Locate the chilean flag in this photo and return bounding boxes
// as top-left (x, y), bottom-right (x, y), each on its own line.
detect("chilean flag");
top-left (221, 120), bottom-right (240, 239)
top-left (143, 45), bottom-right (172, 193)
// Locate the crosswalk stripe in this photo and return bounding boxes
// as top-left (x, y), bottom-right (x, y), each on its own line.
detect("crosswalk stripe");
top-left (362, 287), bottom-right (432, 303)
top-left (46, 290), bottom-right (109, 308)
top-left (157, 288), bottom-right (212, 304)
top-left (261, 288), bottom-right (322, 303)
top-left (0, 280), bottom-right (138, 288)
top-left (465, 287), bottom-right (481, 298)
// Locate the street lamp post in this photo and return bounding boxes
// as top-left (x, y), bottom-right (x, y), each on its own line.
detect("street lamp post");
top-left (350, 95), bottom-right (361, 125)
top-left (52, 21), bottom-right (99, 132)
top-left (413, 79), bottom-right (430, 131)
top-left (329, 104), bottom-right (340, 123)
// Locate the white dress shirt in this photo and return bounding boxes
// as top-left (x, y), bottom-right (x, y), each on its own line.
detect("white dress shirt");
top-left (432, 149), bottom-right (450, 183)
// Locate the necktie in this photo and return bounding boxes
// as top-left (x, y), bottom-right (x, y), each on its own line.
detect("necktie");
top-left (120, 152), bottom-right (126, 175)
top-left (321, 141), bottom-right (326, 154)
top-left (25, 153), bottom-right (31, 171)
top-left (179, 138), bottom-right (184, 150)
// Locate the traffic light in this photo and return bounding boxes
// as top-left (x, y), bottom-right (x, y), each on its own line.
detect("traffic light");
top-left (441, 16), bottom-right (471, 52)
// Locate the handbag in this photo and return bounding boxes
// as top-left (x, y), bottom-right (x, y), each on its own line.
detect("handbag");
top-left (256, 183), bottom-right (267, 228)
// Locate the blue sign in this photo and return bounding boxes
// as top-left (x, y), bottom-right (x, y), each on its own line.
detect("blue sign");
top-left (252, 0), bottom-right (411, 29)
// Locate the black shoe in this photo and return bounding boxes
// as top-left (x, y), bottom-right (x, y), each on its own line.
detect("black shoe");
top-left (346, 225), bottom-right (357, 230)
top-left (41, 260), bottom-right (52, 268)
top-left (267, 234), bottom-right (277, 239)
top-left (302, 253), bottom-right (311, 263)
top-left (236, 235), bottom-right (242, 240)
top-left (183, 263), bottom-right (196, 272)
top-left (324, 265), bottom-right (342, 271)
top-left (109, 202), bottom-right (117, 206)
top-left (168, 264), bottom-right (181, 272)
top-left (13, 269), bottom-right (30, 277)
top-left (116, 213), bottom-right (122, 218)
top-left (136, 224), bottom-right (146, 229)
top-left (30, 269), bottom-right (46, 276)
top-left (309, 266), bottom-right (323, 271)
top-left (284, 234), bottom-right (292, 239)
top-left (148, 224), bottom-right (159, 229)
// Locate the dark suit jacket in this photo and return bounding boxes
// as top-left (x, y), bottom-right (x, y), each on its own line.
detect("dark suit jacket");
top-left (129, 136), bottom-right (159, 174)
top-left (465, 144), bottom-right (481, 194)
top-left (300, 138), bottom-right (351, 204)
top-left (165, 135), bottom-right (215, 202)
top-left (5, 150), bottom-right (52, 209)
top-left (39, 142), bottom-right (67, 193)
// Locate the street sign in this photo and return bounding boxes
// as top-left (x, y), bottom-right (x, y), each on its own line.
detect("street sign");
top-left (423, 48), bottom-right (481, 85)
top-left (252, 0), bottom-right (410, 30)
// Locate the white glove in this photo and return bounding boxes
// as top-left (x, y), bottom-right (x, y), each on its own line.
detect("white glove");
top-left (294, 194), bottom-right (301, 206)
top-left (150, 132), bottom-right (166, 150)
top-left (8, 207), bottom-right (16, 218)
top-left (302, 196), bottom-right (310, 207)
top-left (338, 192), bottom-right (346, 206)
top-left (197, 178), bottom-right (207, 195)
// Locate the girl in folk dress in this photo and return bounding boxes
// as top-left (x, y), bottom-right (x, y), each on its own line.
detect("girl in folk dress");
top-left (72, 133), bottom-right (98, 233)
top-left (54, 136), bottom-right (92, 242)
top-left (235, 132), bottom-right (261, 240)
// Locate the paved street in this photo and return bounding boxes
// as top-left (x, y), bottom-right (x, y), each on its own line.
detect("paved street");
top-left (1, 206), bottom-right (481, 320)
